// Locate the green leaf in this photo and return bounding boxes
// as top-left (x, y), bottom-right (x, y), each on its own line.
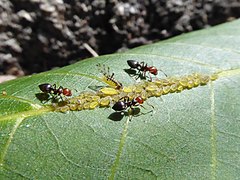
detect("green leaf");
top-left (1, 20), bottom-right (240, 179)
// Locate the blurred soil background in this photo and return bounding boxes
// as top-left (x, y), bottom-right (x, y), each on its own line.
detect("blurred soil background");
top-left (0, 0), bottom-right (240, 82)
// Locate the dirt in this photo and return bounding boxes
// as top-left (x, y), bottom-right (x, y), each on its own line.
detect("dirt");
top-left (0, 0), bottom-right (239, 76)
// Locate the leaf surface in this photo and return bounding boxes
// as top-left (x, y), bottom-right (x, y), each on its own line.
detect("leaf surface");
top-left (0, 20), bottom-right (240, 179)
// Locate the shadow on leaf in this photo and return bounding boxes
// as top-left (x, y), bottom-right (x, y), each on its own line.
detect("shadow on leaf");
top-left (124, 69), bottom-right (146, 80)
top-left (108, 107), bottom-right (141, 121)
top-left (35, 93), bottom-right (59, 103)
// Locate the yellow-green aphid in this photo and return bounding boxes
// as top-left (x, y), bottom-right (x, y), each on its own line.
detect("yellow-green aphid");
top-left (1, 90), bottom-right (7, 96)
top-left (193, 78), bottom-right (200, 86)
top-left (122, 86), bottom-right (133, 93)
top-left (85, 95), bottom-right (100, 102)
top-left (167, 77), bottom-right (179, 85)
top-left (163, 86), bottom-right (171, 94)
top-left (179, 77), bottom-right (188, 87)
top-left (69, 104), bottom-right (78, 111)
top-left (154, 79), bottom-right (163, 86)
top-left (101, 75), bottom-right (123, 89)
top-left (83, 102), bottom-right (91, 109)
top-left (77, 104), bottom-right (83, 110)
top-left (192, 72), bottom-right (201, 79)
top-left (97, 63), bottom-right (123, 89)
top-left (153, 88), bottom-right (163, 97)
top-left (186, 74), bottom-right (195, 81)
top-left (140, 90), bottom-right (149, 100)
top-left (59, 106), bottom-right (70, 113)
top-left (98, 87), bottom-right (119, 96)
top-left (145, 84), bottom-right (158, 97)
top-left (210, 73), bottom-right (218, 81)
top-left (187, 80), bottom-right (195, 89)
top-left (145, 84), bottom-right (158, 92)
top-left (69, 97), bottom-right (84, 105)
top-left (134, 86), bottom-right (144, 93)
top-left (200, 75), bottom-right (210, 85)
top-left (161, 79), bottom-right (171, 86)
top-left (99, 96), bottom-right (111, 107)
top-left (170, 83), bottom-right (178, 92)
top-left (89, 101), bottom-right (99, 109)
top-left (177, 85), bottom-right (184, 92)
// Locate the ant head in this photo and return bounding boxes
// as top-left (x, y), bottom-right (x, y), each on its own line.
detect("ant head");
top-left (149, 66), bottom-right (158, 75)
top-left (127, 60), bottom-right (139, 69)
top-left (63, 88), bottom-right (72, 96)
top-left (135, 96), bottom-right (144, 104)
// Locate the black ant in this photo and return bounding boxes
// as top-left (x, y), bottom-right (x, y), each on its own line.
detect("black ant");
top-left (112, 96), bottom-right (144, 112)
top-left (109, 96), bottom-right (154, 121)
top-left (97, 64), bottom-right (123, 89)
top-left (38, 83), bottom-right (72, 101)
top-left (127, 60), bottom-right (167, 81)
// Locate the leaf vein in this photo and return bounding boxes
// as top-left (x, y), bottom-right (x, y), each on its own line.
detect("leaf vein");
top-left (0, 118), bottom-right (23, 165)
top-left (109, 116), bottom-right (130, 180)
top-left (210, 81), bottom-right (217, 180)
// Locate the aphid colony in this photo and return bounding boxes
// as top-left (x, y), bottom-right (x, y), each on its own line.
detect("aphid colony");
top-left (39, 61), bottom-right (218, 113)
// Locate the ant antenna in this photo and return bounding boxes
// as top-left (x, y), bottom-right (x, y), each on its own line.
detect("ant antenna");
top-left (159, 68), bottom-right (168, 77)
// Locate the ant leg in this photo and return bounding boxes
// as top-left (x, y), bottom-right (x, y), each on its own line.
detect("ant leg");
top-left (139, 62), bottom-right (145, 70)
top-left (139, 109), bottom-right (154, 116)
top-left (125, 96), bottom-right (130, 103)
top-left (119, 96), bottom-right (129, 102)
top-left (127, 108), bottom-right (134, 121)
top-left (107, 66), bottom-right (110, 76)
top-left (110, 73), bottom-right (114, 79)
top-left (143, 70), bottom-right (147, 80)
top-left (134, 71), bottom-right (140, 80)
top-left (135, 69), bottom-right (143, 80)
top-left (96, 64), bottom-right (102, 73)
top-left (118, 96), bottom-right (125, 101)
top-left (51, 84), bottom-right (57, 93)
top-left (97, 64), bottom-right (108, 77)
top-left (139, 101), bottom-right (155, 116)
top-left (147, 71), bottom-right (153, 81)
top-left (59, 95), bottom-right (64, 102)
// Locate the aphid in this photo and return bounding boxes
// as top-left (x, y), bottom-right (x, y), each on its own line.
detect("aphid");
top-left (38, 83), bottom-right (72, 101)
top-left (127, 60), bottom-right (167, 81)
top-left (112, 96), bottom-right (144, 112)
top-left (98, 87), bottom-right (119, 96)
top-left (97, 64), bottom-right (123, 89)
top-left (1, 90), bottom-right (7, 96)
